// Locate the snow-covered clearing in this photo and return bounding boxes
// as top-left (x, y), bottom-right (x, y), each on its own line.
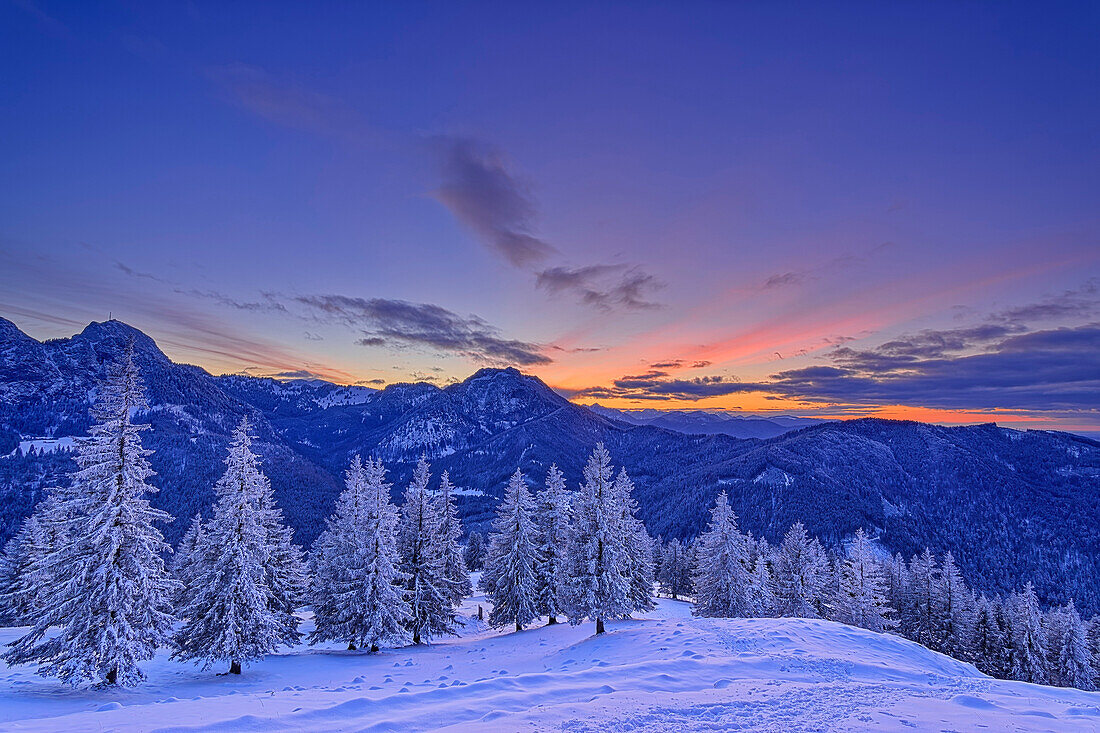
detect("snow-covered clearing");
top-left (3, 590), bottom-right (1099, 732)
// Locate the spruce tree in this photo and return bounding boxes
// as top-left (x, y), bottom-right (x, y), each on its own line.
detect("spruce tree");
top-left (436, 471), bottom-right (472, 606)
top-left (613, 468), bottom-right (655, 614)
top-left (397, 458), bottom-right (454, 644)
top-left (972, 596), bottom-right (1008, 677)
top-left (658, 538), bottom-right (692, 600)
top-left (4, 347), bottom-right (178, 686)
top-left (171, 513), bottom-right (205, 600)
top-left (773, 523), bottom-right (828, 618)
top-left (1009, 582), bottom-right (1047, 684)
top-left (1087, 616), bottom-right (1100, 685)
top-left (748, 551), bottom-right (778, 618)
top-left (464, 531), bottom-right (486, 571)
top-left (0, 505), bottom-right (64, 626)
top-left (907, 549), bottom-right (938, 648)
top-left (933, 551), bottom-right (974, 660)
top-left (534, 463), bottom-right (571, 624)
top-left (311, 456), bottom-right (409, 652)
top-left (563, 443), bottom-right (630, 634)
top-left (837, 529), bottom-right (895, 633)
top-left (1054, 602), bottom-right (1093, 690)
top-left (173, 417), bottom-right (303, 674)
top-left (482, 468), bottom-right (540, 632)
top-left (692, 491), bottom-right (751, 618)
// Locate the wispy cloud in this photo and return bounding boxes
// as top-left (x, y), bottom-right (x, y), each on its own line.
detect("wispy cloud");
top-left (294, 294), bottom-right (551, 366)
top-left (536, 264), bottom-right (662, 311)
top-left (430, 137), bottom-right (556, 268)
top-left (429, 135), bottom-right (663, 310)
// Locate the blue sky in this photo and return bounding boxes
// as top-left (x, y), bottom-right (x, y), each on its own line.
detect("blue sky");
top-left (1, 1), bottom-right (1097, 430)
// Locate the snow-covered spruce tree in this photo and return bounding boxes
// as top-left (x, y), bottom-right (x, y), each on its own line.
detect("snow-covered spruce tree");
top-left (837, 529), bottom-right (895, 633)
top-left (748, 551), bottom-right (778, 618)
top-left (972, 596), bottom-right (1008, 677)
top-left (1049, 602), bottom-right (1094, 690)
top-left (435, 471), bottom-right (472, 607)
top-left (692, 491), bottom-right (751, 618)
top-left (773, 522), bottom-right (829, 619)
top-left (612, 468), bottom-right (655, 614)
top-left (464, 531), bottom-right (486, 571)
top-left (1009, 582), bottom-right (1047, 684)
top-left (173, 417), bottom-right (304, 675)
top-left (170, 513), bottom-right (205, 601)
top-left (397, 458), bottom-right (455, 644)
top-left (482, 468), bottom-right (541, 632)
top-left (0, 507), bottom-right (56, 626)
top-left (1088, 616), bottom-right (1100, 684)
top-left (563, 443), bottom-right (630, 634)
top-left (534, 463), bottom-right (571, 624)
top-left (310, 456), bottom-right (409, 652)
top-left (882, 553), bottom-right (911, 637)
top-left (933, 551), bottom-right (974, 660)
top-left (4, 346), bottom-right (178, 686)
top-left (659, 538), bottom-right (693, 600)
top-left (907, 549), bottom-right (938, 648)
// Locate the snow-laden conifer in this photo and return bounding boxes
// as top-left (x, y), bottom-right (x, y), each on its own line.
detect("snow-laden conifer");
top-left (482, 468), bottom-right (540, 631)
top-left (173, 417), bottom-right (302, 674)
top-left (534, 463), bottom-right (571, 624)
top-left (0, 506), bottom-right (63, 626)
top-left (397, 458), bottom-right (454, 644)
top-left (933, 551), bottom-right (974, 659)
top-left (773, 522), bottom-right (829, 618)
top-left (4, 346), bottom-right (178, 686)
top-left (748, 552), bottom-right (778, 617)
top-left (170, 513), bottom-right (205, 600)
top-left (836, 529), bottom-right (895, 633)
top-left (692, 491), bottom-right (751, 618)
top-left (658, 538), bottom-right (693, 600)
top-left (1009, 582), bottom-right (1047, 684)
top-left (563, 443), bottom-right (630, 634)
top-left (311, 456), bottom-right (409, 652)
top-left (972, 596), bottom-right (1008, 677)
top-left (1050, 602), bottom-right (1093, 690)
top-left (464, 531), bottom-right (486, 571)
top-left (907, 549), bottom-right (938, 647)
top-left (435, 471), bottom-right (471, 606)
top-left (612, 468), bottom-right (655, 614)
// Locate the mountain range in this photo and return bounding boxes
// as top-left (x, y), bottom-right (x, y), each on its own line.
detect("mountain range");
top-left (2, 317), bottom-right (1099, 614)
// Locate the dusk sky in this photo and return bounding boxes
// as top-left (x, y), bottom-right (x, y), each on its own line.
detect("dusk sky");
top-left (2, 1), bottom-right (1097, 431)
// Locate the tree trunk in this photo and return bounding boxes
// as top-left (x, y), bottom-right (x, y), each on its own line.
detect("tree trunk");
top-left (596, 617), bottom-right (605, 635)
top-left (413, 630), bottom-right (421, 645)
top-left (229, 660), bottom-right (242, 675)
top-left (348, 642), bottom-right (357, 651)
top-left (547, 616), bottom-right (557, 625)
top-left (370, 644), bottom-right (379, 653)
top-left (516, 621), bottom-right (523, 632)
top-left (105, 667), bottom-right (118, 685)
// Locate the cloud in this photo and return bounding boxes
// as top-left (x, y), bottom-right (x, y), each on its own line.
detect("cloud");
top-left (274, 369), bottom-right (330, 380)
top-left (207, 63), bottom-right (386, 148)
top-left (430, 137), bottom-right (556, 268)
top-left (430, 135), bottom-right (663, 310)
top-left (294, 294), bottom-right (551, 366)
top-left (767, 324), bottom-right (1100, 411)
top-left (536, 265), bottom-right (663, 311)
top-left (572, 372), bottom-right (756, 401)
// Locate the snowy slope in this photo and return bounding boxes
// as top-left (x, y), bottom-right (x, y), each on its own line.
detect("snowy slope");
top-left (3, 594), bottom-right (1098, 732)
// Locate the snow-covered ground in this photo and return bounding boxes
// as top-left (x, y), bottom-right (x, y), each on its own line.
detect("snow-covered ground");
top-left (3, 589), bottom-right (1099, 732)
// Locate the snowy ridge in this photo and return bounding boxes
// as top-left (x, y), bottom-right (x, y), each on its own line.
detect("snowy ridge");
top-left (2, 595), bottom-right (1098, 731)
